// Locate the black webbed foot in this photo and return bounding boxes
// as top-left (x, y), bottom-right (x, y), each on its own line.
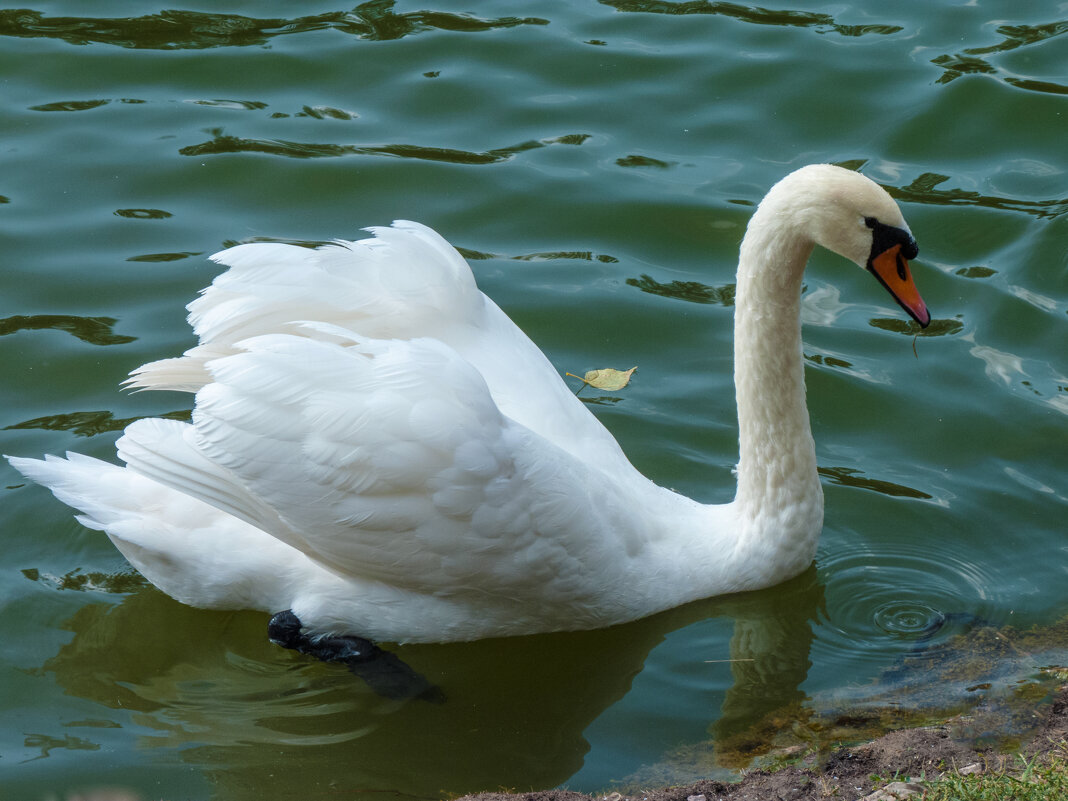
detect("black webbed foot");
top-left (268, 610), bottom-right (444, 703)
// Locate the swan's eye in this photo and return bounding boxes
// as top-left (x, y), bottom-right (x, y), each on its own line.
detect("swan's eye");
top-left (865, 217), bottom-right (919, 261)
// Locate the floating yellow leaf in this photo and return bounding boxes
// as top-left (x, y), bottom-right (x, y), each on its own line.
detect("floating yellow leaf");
top-left (566, 366), bottom-right (637, 391)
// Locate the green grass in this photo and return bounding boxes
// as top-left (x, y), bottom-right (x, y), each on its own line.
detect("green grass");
top-left (918, 745), bottom-right (1068, 801)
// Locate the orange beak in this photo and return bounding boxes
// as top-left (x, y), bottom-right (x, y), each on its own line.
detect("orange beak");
top-left (868, 243), bottom-right (930, 328)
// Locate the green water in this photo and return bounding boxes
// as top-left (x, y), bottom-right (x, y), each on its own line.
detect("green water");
top-left (1, 1), bottom-right (1065, 798)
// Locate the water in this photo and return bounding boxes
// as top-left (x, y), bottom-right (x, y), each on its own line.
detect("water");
top-left (1, 1), bottom-right (1065, 798)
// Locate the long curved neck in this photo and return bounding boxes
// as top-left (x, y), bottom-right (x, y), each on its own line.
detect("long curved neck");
top-left (731, 204), bottom-right (823, 575)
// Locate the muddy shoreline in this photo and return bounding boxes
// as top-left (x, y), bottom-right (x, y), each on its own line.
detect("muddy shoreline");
top-left (459, 685), bottom-right (1068, 801)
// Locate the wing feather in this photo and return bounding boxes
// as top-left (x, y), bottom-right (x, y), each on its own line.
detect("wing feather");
top-left (127, 221), bottom-right (484, 392)
top-left (182, 330), bottom-right (617, 598)
top-left (124, 222), bottom-right (629, 478)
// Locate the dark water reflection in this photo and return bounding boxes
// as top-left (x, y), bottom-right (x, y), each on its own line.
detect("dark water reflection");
top-left (627, 275), bottom-right (736, 306)
top-left (868, 316), bottom-right (964, 337)
top-left (38, 572), bottom-right (820, 799)
top-left (818, 467), bottom-right (933, 501)
top-left (179, 130), bottom-right (590, 164)
top-left (890, 173), bottom-right (1067, 220)
top-left (5, 408), bottom-right (191, 438)
top-left (597, 0), bottom-right (902, 36)
top-left (932, 20), bottom-right (1068, 94)
top-left (0, 314), bottom-right (135, 346)
top-left (0, 4), bottom-right (548, 49)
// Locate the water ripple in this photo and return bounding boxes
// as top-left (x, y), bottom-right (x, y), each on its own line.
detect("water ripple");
top-left (0, 314), bottom-right (135, 346)
top-left (114, 208), bottom-right (172, 220)
top-left (27, 98), bottom-right (146, 112)
top-left (868, 316), bottom-right (964, 337)
top-left (814, 539), bottom-right (1007, 671)
top-left (178, 131), bottom-right (591, 164)
top-left (818, 467), bottom-right (933, 500)
top-left (932, 20), bottom-right (1068, 95)
top-left (597, 0), bottom-right (903, 36)
top-left (0, 6), bottom-right (548, 49)
top-left (889, 172), bottom-right (1067, 220)
top-left (626, 274), bottom-right (735, 306)
top-left (4, 409), bottom-right (191, 438)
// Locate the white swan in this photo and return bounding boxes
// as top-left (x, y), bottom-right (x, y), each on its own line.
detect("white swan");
top-left (7, 164), bottom-right (930, 646)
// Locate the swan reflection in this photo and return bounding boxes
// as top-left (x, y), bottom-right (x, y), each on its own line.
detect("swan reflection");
top-left (41, 571), bottom-right (821, 799)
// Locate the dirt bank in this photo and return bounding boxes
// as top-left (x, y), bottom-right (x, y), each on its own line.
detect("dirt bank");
top-left (459, 685), bottom-right (1068, 801)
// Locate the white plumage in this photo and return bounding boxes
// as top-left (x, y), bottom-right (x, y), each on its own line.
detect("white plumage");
top-left (7, 165), bottom-right (930, 643)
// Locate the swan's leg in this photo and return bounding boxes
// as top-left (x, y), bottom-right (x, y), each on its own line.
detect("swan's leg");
top-left (268, 610), bottom-right (444, 702)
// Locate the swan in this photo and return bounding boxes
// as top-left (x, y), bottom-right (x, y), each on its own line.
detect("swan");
top-left (7, 164), bottom-right (930, 649)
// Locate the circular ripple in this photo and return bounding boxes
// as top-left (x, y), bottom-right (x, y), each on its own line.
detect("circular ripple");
top-left (812, 536), bottom-right (1010, 676)
top-left (872, 601), bottom-right (946, 637)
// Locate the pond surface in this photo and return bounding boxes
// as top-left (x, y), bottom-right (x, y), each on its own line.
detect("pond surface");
top-left (1, 1), bottom-right (1065, 798)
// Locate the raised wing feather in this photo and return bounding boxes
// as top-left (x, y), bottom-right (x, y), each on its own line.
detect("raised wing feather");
top-left (129, 220), bottom-right (632, 476)
top-left (128, 221), bottom-right (483, 393)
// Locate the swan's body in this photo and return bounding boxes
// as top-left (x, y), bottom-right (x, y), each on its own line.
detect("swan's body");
top-left (8, 165), bottom-right (930, 644)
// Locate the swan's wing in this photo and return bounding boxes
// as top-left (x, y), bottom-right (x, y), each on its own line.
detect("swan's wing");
top-left (128, 221), bottom-right (483, 393)
top-left (128, 220), bottom-right (632, 474)
top-left (177, 327), bottom-right (628, 601)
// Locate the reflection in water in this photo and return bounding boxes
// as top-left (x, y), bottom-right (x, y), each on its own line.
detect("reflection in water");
top-left (126, 252), bottom-right (200, 263)
top-left (889, 173), bottom-right (1067, 220)
top-left (179, 130), bottom-right (591, 164)
top-left (458, 247), bottom-right (619, 263)
top-left (187, 99), bottom-right (267, 111)
top-left (955, 266), bottom-right (997, 279)
top-left (22, 566), bottom-right (146, 594)
top-left (40, 572), bottom-right (822, 799)
top-left (708, 579), bottom-right (819, 751)
top-left (597, 0), bottom-right (902, 37)
top-left (617, 155), bottom-right (676, 169)
top-left (818, 467), bottom-right (933, 501)
top-left (114, 208), bottom-right (172, 220)
top-left (5, 409), bottom-right (191, 438)
top-left (815, 538), bottom-right (1007, 679)
top-left (625, 616), bottom-right (1068, 786)
top-left (962, 331), bottom-right (1068, 416)
top-left (805, 353), bottom-right (852, 369)
top-left (0, 314), bottom-right (135, 346)
top-left (621, 548), bottom-right (1066, 786)
top-left (968, 20), bottom-right (1068, 55)
top-left (514, 251), bottom-right (619, 263)
top-left (626, 274), bottom-right (735, 306)
top-left (295, 104), bottom-right (360, 121)
top-left (931, 53), bottom-right (997, 81)
top-left (29, 99), bottom-right (112, 112)
top-left (932, 20), bottom-right (1068, 95)
top-left (868, 316), bottom-right (962, 337)
top-left (1001, 76), bottom-right (1068, 96)
top-left (0, 5), bottom-right (548, 49)
top-left (22, 732), bottom-right (100, 762)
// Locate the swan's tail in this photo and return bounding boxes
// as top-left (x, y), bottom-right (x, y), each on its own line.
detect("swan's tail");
top-left (8, 451), bottom-right (155, 537)
top-left (5, 429), bottom-right (300, 611)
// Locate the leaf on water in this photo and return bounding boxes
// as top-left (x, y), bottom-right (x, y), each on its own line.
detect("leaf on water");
top-left (566, 366), bottom-right (637, 391)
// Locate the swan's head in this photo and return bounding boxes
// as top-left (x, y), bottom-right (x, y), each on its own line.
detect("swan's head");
top-left (769, 164), bottom-right (931, 328)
